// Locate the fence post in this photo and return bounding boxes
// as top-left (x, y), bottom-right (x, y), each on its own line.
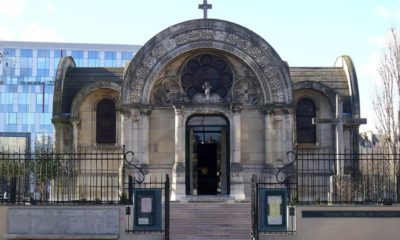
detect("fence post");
top-left (128, 175), bottom-right (133, 204)
top-left (9, 176), bottom-right (17, 204)
top-left (165, 174), bottom-right (170, 240)
top-left (251, 174), bottom-right (258, 240)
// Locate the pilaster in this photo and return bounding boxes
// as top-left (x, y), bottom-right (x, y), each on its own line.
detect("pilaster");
top-left (139, 106), bottom-right (151, 165)
top-left (71, 119), bottom-right (79, 152)
top-left (172, 105), bottom-right (185, 200)
top-left (230, 103), bottom-right (245, 200)
top-left (263, 108), bottom-right (275, 166)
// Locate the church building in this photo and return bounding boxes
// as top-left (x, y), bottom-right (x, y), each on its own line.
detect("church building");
top-left (52, 16), bottom-right (363, 200)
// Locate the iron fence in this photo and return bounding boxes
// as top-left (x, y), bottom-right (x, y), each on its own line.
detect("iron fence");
top-left (0, 149), bottom-right (124, 204)
top-left (296, 149), bottom-right (400, 205)
top-left (1, 148), bottom-right (400, 206)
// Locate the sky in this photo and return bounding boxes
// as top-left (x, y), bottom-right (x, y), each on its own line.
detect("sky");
top-left (0, 0), bottom-right (399, 132)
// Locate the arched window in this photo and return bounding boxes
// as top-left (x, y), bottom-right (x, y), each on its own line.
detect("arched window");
top-left (296, 98), bottom-right (316, 144)
top-left (96, 99), bottom-right (116, 144)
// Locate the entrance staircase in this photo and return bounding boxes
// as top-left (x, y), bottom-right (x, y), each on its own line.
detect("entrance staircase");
top-left (170, 202), bottom-right (251, 240)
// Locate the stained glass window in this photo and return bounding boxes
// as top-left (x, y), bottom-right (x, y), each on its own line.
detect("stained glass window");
top-left (180, 54), bottom-right (233, 99)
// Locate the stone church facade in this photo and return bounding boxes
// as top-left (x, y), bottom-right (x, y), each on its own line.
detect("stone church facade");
top-left (52, 19), bottom-right (362, 201)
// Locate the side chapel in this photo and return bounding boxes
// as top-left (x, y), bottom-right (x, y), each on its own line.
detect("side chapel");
top-left (52, 16), bottom-right (363, 200)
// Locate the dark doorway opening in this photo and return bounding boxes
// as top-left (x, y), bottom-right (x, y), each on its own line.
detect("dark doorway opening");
top-left (185, 115), bottom-right (230, 196)
top-left (197, 143), bottom-right (218, 195)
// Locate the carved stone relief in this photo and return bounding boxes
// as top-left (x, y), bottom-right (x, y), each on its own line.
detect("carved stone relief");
top-left (232, 69), bottom-right (262, 105)
top-left (150, 53), bottom-right (265, 106)
top-left (124, 19), bottom-right (292, 105)
top-left (150, 69), bottom-right (183, 105)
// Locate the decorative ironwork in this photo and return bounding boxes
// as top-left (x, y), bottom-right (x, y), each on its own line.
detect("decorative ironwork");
top-left (275, 150), bottom-right (297, 184)
top-left (123, 145), bottom-right (145, 184)
top-left (251, 174), bottom-right (258, 240)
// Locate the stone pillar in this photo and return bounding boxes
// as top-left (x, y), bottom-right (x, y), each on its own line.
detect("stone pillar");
top-left (131, 109), bottom-right (140, 155)
top-left (139, 107), bottom-right (151, 166)
top-left (232, 108), bottom-right (241, 164)
top-left (119, 108), bottom-right (140, 198)
top-left (52, 119), bottom-right (73, 153)
top-left (264, 108), bottom-right (275, 166)
top-left (172, 105), bottom-right (185, 200)
top-left (336, 95), bottom-right (344, 175)
top-left (120, 108), bottom-right (137, 153)
top-left (282, 108), bottom-right (294, 161)
top-left (285, 109), bottom-right (295, 152)
top-left (174, 106), bottom-right (185, 165)
top-left (71, 119), bottom-right (79, 152)
top-left (230, 104), bottom-right (245, 200)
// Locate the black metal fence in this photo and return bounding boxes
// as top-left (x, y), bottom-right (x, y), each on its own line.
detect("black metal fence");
top-left (296, 149), bottom-right (400, 205)
top-left (2, 148), bottom-right (400, 206)
top-left (0, 149), bottom-right (127, 204)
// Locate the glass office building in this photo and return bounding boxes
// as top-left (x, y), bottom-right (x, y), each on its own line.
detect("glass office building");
top-left (0, 41), bottom-right (141, 150)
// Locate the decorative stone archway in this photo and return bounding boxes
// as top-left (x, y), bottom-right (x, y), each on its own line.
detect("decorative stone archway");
top-left (121, 19), bottom-right (293, 106)
top-left (120, 19), bottom-right (294, 201)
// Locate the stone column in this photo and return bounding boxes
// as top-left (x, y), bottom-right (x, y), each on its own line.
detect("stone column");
top-left (120, 108), bottom-right (137, 153)
top-left (172, 105), bottom-right (185, 200)
top-left (120, 108), bottom-right (139, 198)
top-left (285, 108), bottom-right (295, 154)
top-left (174, 106), bottom-right (185, 165)
top-left (139, 107), bottom-right (151, 166)
top-left (281, 108), bottom-right (294, 162)
top-left (336, 95), bottom-right (344, 175)
top-left (232, 107), bottom-right (241, 164)
top-left (263, 108), bottom-right (275, 166)
top-left (230, 104), bottom-right (245, 200)
top-left (71, 119), bottom-right (79, 152)
top-left (52, 119), bottom-right (73, 153)
top-left (131, 108), bottom-right (140, 155)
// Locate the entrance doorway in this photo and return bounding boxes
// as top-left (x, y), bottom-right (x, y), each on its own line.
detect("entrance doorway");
top-left (186, 115), bottom-right (230, 195)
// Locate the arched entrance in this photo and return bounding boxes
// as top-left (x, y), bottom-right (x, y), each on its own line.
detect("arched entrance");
top-left (185, 114), bottom-right (230, 195)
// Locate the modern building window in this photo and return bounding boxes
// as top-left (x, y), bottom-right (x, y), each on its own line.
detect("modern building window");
top-left (6, 113), bottom-right (17, 124)
top-left (37, 49), bottom-right (50, 77)
top-left (36, 93), bottom-right (48, 112)
top-left (20, 49), bottom-right (33, 76)
top-left (54, 49), bottom-right (66, 73)
top-left (71, 50), bottom-right (84, 66)
top-left (88, 51), bottom-right (100, 67)
top-left (40, 113), bottom-right (52, 125)
top-left (96, 99), bottom-right (116, 144)
top-left (296, 98), bottom-right (316, 144)
top-left (104, 51), bottom-right (117, 67)
top-left (2, 48), bottom-right (16, 74)
top-left (121, 51), bottom-right (133, 65)
top-left (4, 48), bottom-right (16, 57)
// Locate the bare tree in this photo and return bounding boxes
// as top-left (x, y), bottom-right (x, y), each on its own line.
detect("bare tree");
top-left (373, 28), bottom-right (400, 154)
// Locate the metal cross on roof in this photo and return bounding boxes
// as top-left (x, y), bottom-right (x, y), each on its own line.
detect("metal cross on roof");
top-left (199, 0), bottom-right (212, 19)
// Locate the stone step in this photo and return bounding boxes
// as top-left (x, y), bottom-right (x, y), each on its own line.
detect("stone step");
top-left (170, 202), bottom-right (251, 239)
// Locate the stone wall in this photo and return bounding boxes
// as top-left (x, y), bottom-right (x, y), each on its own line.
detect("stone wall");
top-left (241, 109), bottom-right (265, 165)
top-left (149, 109), bottom-right (175, 166)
